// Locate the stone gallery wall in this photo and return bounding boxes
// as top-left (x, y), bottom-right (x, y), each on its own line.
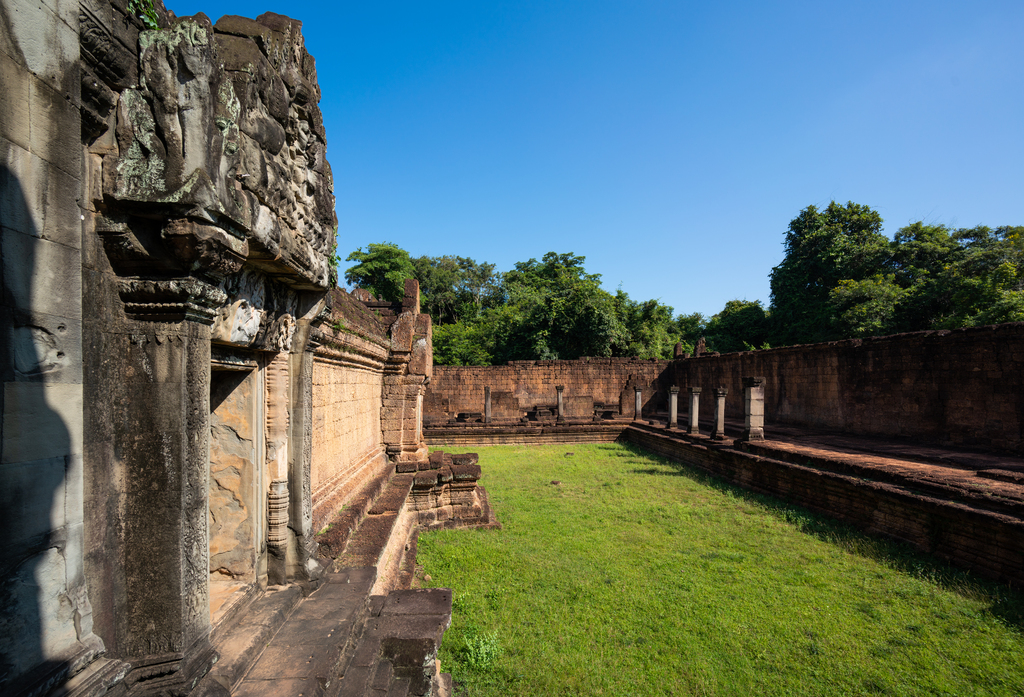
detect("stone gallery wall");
top-left (425, 357), bottom-right (672, 421)
top-left (669, 323), bottom-right (1024, 454)
top-left (309, 290), bottom-right (392, 534)
top-left (1, 0), bottom-right (99, 691)
top-left (0, 1), bottom-right (347, 693)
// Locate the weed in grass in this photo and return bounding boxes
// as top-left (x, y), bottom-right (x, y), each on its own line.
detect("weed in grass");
top-left (461, 628), bottom-right (502, 669)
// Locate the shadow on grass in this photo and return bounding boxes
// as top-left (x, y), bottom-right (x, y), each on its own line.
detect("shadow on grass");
top-left (622, 443), bottom-right (1024, 633)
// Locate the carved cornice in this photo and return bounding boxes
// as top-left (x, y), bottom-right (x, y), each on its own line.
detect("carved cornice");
top-left (117, 276), bottom-right (227, 324)
top-left (162, 218), bottom-right (247, 281)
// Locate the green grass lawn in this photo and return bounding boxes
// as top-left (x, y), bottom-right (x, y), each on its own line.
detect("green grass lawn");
top-left (416, 443), bottom-right (1024, 697)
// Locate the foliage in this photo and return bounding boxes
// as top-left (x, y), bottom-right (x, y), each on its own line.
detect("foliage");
top-left (412, 255), bottom-right (500, 324)
top-left (769, 202), bottom-right (1023, 345)
top-left (432, 320), bottom-right (494, 366)
top-left (704, 299), bottom-right (771, 353)
top-left (344, 242), bottom-right (416, 302)
top-left (769, 201), bottom-right (889, 345)
top-left (491, 252), bottom-right (621, 362)
top-left (611, 291), bottom-right (681, 359)
top-left (345, 211), bottom-right (1022, 365)
top-left (419, 444), bottom-right (1024, 696)
top-left (128, 0), bottom-right (159, 29)
top-left (460, 627), bottom-right (502, 670)
top-left (674, 311), bottom-right (706, 350)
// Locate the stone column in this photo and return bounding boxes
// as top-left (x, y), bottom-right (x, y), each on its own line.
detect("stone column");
top-left (688, 387), bottom-right (702, 435)
top-left (634, 386), bottom-right (643, 422)
top-left (741, 377), bottom-right (766, 441)
top-left (484, 386), bottom-right (492, 423)
top-left (668, 386), bottom-right (680, 429)
top-left (556, 385), bottom-right (565, 423)
top-left (288, 300), bottom-right (321, 582)
top-left (266, 353), bottom-right (291, 585)
top-left (711, 387), bottom-right (728, 440)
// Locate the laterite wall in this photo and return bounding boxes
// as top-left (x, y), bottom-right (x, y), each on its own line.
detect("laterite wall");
top-left (425, 358), bottom-right (672, 420)
top-left (668, 323), bottom-right (1024, 454)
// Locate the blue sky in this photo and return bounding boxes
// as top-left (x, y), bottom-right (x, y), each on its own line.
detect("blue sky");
top-left (171, 0), bottom-right (1024, 318)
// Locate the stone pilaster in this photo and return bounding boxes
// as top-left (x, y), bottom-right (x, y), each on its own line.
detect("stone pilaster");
top-left (634, 387), bottom-right (643, 422)
top-left (484, 386), bottom-right (492, 424)
top-left (265, 353), bottom-right (291, 585)
top-left (556, 385), bottom-right (565, 424)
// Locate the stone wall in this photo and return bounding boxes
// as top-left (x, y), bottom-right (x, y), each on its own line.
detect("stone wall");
top-left (668, 323), bottom-right (1024, 454)
top-left (3, 1), bottom-right (342, 694)
top-left (1, 0), bottom-right (102, 693)
top-left (425, 358), bottom-right (671, 421)
top-left (309, 290), bottom-right (392, 535)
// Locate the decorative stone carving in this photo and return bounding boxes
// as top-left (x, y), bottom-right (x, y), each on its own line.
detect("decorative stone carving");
top-left (116, 276), bottom-right (227, 324)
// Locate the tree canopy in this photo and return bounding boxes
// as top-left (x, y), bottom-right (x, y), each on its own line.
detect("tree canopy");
top-left (343, 206), bottom-right (1021, 365)
top-left (768, 203), bottom-right (1024, 343)
top-left (344, 243), bottom-right (416, 303)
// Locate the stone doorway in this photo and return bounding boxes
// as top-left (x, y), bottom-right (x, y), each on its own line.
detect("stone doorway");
top-left (208, 353), bottom-right (265, 624)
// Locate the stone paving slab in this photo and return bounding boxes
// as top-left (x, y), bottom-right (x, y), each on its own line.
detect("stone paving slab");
top-left (272, 619), bottom-right (355, 647)
top-left (234, 677), bottom-right (326, 697)
top-left (246, 645), bottom-right (340, 680)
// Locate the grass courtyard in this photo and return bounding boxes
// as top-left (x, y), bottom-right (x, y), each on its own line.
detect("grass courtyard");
top-left (416, 443), bottom-right (1024, 696)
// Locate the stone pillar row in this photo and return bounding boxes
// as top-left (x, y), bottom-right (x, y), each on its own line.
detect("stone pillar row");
top-left (666, 378), bottom-right (765, 442)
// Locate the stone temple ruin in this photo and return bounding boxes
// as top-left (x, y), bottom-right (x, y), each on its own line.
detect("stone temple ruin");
top-left (2, 2), bottom-right (496, 695)
top-left (3, 1), bottom-right (1024, 696)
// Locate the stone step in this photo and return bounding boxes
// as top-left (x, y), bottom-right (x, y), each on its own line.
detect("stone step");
top-left (336, 475), bottom-right (414, 570)
top-left (199, 585), bottom-right (305, 694)
top-left (329, 589), bottom-right (453, 697)
top-left (317, 468), bottom-right (395, 560)
top-left (229, 568), bottom-right (376, 697)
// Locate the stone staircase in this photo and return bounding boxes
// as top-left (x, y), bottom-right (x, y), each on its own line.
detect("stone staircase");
top-left (197, 452), bottom-right (496, 696)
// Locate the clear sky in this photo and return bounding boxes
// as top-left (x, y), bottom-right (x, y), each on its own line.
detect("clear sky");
top-left (170, 0), bottom-right (1024, 319)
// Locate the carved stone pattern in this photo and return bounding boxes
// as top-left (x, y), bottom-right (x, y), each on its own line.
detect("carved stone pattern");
top-left (79, 6), bottom-right (136, 90)
top-left (267, 479), bottom-right (289, 548)
top-left (182, 330), bottom-right (212, 642)
top-left (117, 277), bottom-right (228, 324)
top-left (300, 355), bottom-right (313, 528)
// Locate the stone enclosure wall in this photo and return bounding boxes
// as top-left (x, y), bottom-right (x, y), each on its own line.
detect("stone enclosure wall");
top-left (426, 358), bottom-right (671, 421)
top-left (427, 324), bottom-right (1024, 455)
top-left (667, 323), bottom-right (1024, 454)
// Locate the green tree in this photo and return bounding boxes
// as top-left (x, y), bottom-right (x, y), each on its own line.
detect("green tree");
top-left (829, 275), bottom-right (906, 337)
top-left (704, 300), bottom-right (771, 353)
top-left (491, 252), bottom-right (621, 362)
top-left (826, 223), bottom-right (1024, 335)
top-left (673, 312), bottom-right (706, 353)
top-left (611, 290), bottom-right (680, 358)
top-left (432, 320), bottom-right (495, 366)
top-left (412, 255), bottom-right (501, 324)
top-left (769, 201), bottom-right (889, 345)
top-left (344, 242), bottom-right (416, 303)
top-left (412, 255), bottom-right (464, 323)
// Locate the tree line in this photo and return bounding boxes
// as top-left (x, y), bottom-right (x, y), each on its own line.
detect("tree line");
top-left (342, 201), bottom-right (1023, 365)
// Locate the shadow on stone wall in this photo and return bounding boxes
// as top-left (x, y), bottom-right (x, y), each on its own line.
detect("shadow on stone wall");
top-left (0, 163), bottom-right (72, 695)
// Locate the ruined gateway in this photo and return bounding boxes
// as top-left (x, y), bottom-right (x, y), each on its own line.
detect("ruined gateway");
top-left (2, 1), bottom-right (496, 694)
